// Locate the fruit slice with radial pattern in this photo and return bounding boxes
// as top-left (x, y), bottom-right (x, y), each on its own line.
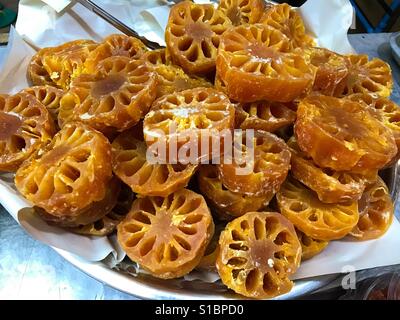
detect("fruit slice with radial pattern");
top-left (165, 1), bottom-right (232, 75)
top-left (0, 93), bottom-right (56, 172)
top-left (216, 23), bottom-right (316, 103)
top-left (218, 0), bottom-right (266, 26)
top-left (15, 122), bottom-right (112, 215)
top-left (294, 95), bottom-right (397, 173)
top-left (277, 176), bottom-right (359, 241)
top-left (112, 128), bottom-right (197, 197)
top-left (296, 229), bottom-right (329, 261)
top-left (197, 222), bottom-right (225, 272)
top-left (117, 189), bottom-right (214, 279)
top-left (28, 48), bottom-right (55, 87)
top-left (216, 211), bottom-right (301, 299)
top-left (350, 177), bottom-right (394, 241)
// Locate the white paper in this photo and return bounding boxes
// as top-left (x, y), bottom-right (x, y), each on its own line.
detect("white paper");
top-left (0, 0), bottom-right (399, 281)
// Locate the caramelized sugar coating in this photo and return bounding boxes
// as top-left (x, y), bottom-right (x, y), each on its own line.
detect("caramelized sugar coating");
top-left (84, 34), bottom-right (147, 73)
top-left (216, 24), bottom-right (316, 103)
top-left (112, 129), bottom-right (197, 197)
top-left (197, 223), bottom-right (225, 272)
top-left (295, 95), bottom-right (397, 173)
top-left (287, 137), bottom-right (367, 203)
top-left (117, 189), bottom-right (214, 279)
top-left (218, 0), bottom-right (265, 25)
top-left (260, 3), bottom-right (315, 48)
top-left (21, 85), bottom-right (65, 120)
top-left (350, 177), bottom-right (394, 241)
top-left (296, 229), bottom-right (328, 261)
top-left (335, 54), bottom-right (393, 98)
top-left (59, 57), bottom-right (157, 132)
top-left (142, 49), bottom-right (212, 99)
top-left (28, 49), bottom-right (54, 87)
top-left (0, 93), bottom-right (56, 172)
top-left (216, 212), bottom-right (301, 299)
top-left (218, 130), bottom-right (291, 197)
top-left (235, 101), bottom-right (296, 132)
top-left (41, 40), bottom-right (98, 89)
top-left (15, 122), bottom-right (113, 215)
top-left (165, 1), bottom-right (232, 75)
top-left (303, 47), bottom-right (349, 96)
top-left (198, 165), bottom-right (273, 220)
top-left (277, 176), bottom-right (359, 241)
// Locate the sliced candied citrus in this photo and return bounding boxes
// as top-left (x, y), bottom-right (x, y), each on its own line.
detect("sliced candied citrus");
top-left (59, 57), bottom-right (157, 132)
top-left (28, 49), bottom-right (55, 87)
top-left (112, 129), bottom-right (197, 197)
top-left (296, 229), bottom-right (328, 261)
top-left (84, 34), bottom-right (147, 73)
top-left (218, 0), bottom-right (265, 25)
top-left (0, 93), bottom-right (56, 172)
top-left (117, 189), bottom-right (214, 279)
top-left (21, 85), bottom-right (64, 120)
top-left (277, 176), bottom-right (359, 240)
top-left (15, 122), bottom-right (113, 215)
top-left (216, 211), bottom-right (301, 299)
top-left (335, 54), bottom-right (393, 98)
top-left (235, 101), bottom-right (296, 132)
top-left (42, 40), bottom-right (98, 89)
top-left (350, 177), bottom-right (394, 241)
top-left (260, 3), bottom-right (315, 48)
top-left (303, 47), bottom-right (349, 96)
top-left (218, 130), bottom-right (291, 196)
top-left (165, 1), bottom-right (232, 75)
top-left (197, 223), bottom-right (225, 272)
top-left (217, 24), bottom-right (316, 103)
top-left (295, 95), bottom-right (397, 173)
top-left (287, 137), bottom-right (367, 203)
top-left (198, 165), bottom-right (272, 220)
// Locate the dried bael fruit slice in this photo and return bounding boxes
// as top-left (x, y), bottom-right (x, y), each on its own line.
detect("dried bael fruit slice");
top-left (277, 176), bottom-right (359, 241)
top-left (335, 54), bottom-right (393, 98)
top-left (15, 122), bottom-right (113, 215)
top-left (84, 34), bottom-right (147, 73)
top-left (112, 129), bottom-right (197, 197)
top-left (28, 49), bottom-right (54, 87)
top-left (260, 3), bottom-right (315, 48)
top-left (197, 223), bottom-right (225, 272)
top-left (216, 211), bottom-right (301, 299)
top-left (165, 1), bottom-right (232, 75)
top-left (350, 177), bottom-right (394, 241)
top-left (59, 57), bottom-right (157, 132)
top-left (287, 137), bottom-right (367, 203)
top-left (198, 165), bottom-right (272, 220)
top-left (0, 93), bottom-right (56, 172)
top-left (218, 130), bottom-right (291, 196)
top-left (217, 24), bottom-right (316, 102)
top-left (296, 229), bottom-right (328, 261)
top-left (295, 95), bottom-right (397, 173)
top-left (117, 189), bottom-right (214, 279)
top-left (21, 85), bottom-right (65, 120)
top-left (218, 0), bottom-right (265, 25)
top-left (235, 101), bottom-right (296, 132)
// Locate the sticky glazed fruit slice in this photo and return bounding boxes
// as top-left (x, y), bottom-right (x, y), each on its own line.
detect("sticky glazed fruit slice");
top-left (59, 57), bottom-right (157, 132)
top-left (335, 54), bottom-right (393, 98)
top-left (15, 122), bottom-right (113, 215)
top-left (287, 137), bottom-right (367, 203)
top-left (295, 229), bottom-right (328, 261)
top-left (216, 212), bottom-right (301, 299)
top-left (28, 48), bottom-right (55, 87)
top-left (277, 176), bottom-right (359, 241)
top-left (261, 3), bottom-right (315, 48)
top-left (216, 24), bottom-right (316, 103)
top-left (117, 189), bottom-right (214, 279)
top-left (235, 101), bottom-right (296, 132)
top-left (350, 177), bottom-right (394, 241)
top-left (84, 34), bottom-right (147, 73)
top-left (218, 0), bottom-right (265, 26)
top-left (295, 95), bottom-right (397, 173)
top-left (165, 1), bottom-right (232, 75)
top-left (112, 129), bottom-right (197, 197)
top-left (198, 165), bottom-right (273, 220)
top-left (218, 130), bottom-right (291, 197)
top-left (303, 47), bottom-right (349, 96)
top-left (0, 93), bottom-right (56, 172)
